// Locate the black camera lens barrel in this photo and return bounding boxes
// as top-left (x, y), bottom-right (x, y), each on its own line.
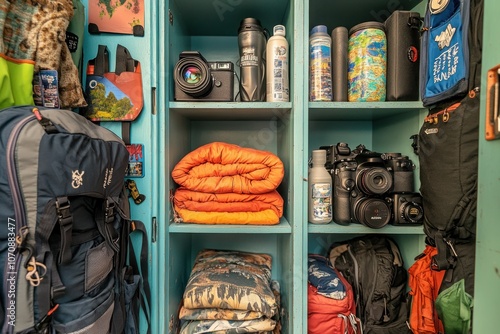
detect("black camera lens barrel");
top-left (401, 200), bottom-right (424, 223)
top-left (354, 197), bottom-right (391, 228)
top-left (357, 166), bottom-right (393, 195)
top-left (174, 56), bottom-right (213, 97)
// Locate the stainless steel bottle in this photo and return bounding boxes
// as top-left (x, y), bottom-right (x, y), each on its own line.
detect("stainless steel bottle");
top-left (238, 18), bottom-right (267, 101)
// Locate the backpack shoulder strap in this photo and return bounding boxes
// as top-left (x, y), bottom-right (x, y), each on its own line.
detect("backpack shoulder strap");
top-left (128, 219), bottom-right (152, 333)
top-left (468, 0), bottom-right (484, 90)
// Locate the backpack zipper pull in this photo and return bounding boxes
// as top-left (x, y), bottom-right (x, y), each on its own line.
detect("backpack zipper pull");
top-left (34, 304), bottom-right (59, 332)
top-left (31, 108), bottom-right (58, 134)
top-left (383, 297), bottom-right (390, 322)
top-left (25, 256), bottom-right (47, 287)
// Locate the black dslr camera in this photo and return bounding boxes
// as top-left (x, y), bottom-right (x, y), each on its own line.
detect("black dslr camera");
top-left (174, 51), bottom-right (234, 101)
top-left (321, 142), bottom-right (423, 228)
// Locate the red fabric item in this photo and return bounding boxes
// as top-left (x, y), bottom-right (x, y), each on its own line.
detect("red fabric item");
top-left (408, 245), bottom-right (447, 334)
top-left (308, 277), bottom-right (361, 333)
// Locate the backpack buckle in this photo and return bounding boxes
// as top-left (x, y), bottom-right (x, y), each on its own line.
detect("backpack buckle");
top-left (56, 197), bottom-right (73, 264)
top-left (408, 15), bottom-right (423, 30)
top-left (105, 199), bottom-right (116, 224)
top-left (103, 199), bottom-right (120, 252)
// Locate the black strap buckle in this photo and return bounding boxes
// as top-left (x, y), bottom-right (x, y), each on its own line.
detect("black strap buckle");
top-left (56, 197), bottom-right (73, 264)
top-left (104, 199), bottom-right (120, 252)
top-left (105, 199), bottom-right (116, 224)
top-left (408, 14), bottom-right (423, 30)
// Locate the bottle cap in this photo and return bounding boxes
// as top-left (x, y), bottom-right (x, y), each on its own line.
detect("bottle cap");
top-left (310, 25), bottom-right (328, 36)
top-left (273, 25), bottom-right (286, 36)
top-left (238, 18), bottom-right (264, 33)
top-left (312, 150), bottom-right (327, 165)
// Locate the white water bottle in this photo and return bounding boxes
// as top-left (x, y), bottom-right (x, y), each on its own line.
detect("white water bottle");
top-left (308, 150), bottom-right (332, 224)
top-left (266, 25), bottom-right (289, 102)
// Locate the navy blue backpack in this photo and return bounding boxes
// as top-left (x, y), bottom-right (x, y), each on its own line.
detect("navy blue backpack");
top-left (0, 106), bottom-right (150, 334)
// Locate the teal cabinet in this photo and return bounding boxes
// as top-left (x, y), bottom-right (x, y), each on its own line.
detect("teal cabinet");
top-left (157, 1), bottom-right (299, 333)
top-left (473, 0), bottom-right (500, 332)
top-left (79, 0), bottom-right (497, 332)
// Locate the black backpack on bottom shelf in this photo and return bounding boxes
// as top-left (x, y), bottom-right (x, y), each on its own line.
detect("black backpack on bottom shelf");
top-left (328, 235), bottom-right (411, 334)
top-left (0, 106), bottom-right (150, 334)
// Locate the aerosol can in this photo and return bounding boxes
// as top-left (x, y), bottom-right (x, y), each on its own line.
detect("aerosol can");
top-left (238, 18), bottom-right (267, 101)
top-left (266, 25), bottom-right (289, 102)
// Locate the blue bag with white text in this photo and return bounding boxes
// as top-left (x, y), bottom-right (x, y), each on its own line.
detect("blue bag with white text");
top-left (420, 0), bottom-right (478, 107)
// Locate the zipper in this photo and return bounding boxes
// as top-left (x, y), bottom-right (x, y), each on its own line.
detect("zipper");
top-left (2, 115), bottom-right (36, 334)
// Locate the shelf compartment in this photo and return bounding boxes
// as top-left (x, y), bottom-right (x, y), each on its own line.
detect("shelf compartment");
top-left (169, 217), bottom-right (292, 234)
top-left (308, 0), bottom-right (424, 31)
top-left (308, 223), bottom-right (425, 235)
top-left (309, 101), bottom-right (424, 121)
top-left (169, 102), bottom-right (292, 120)
top-left (172, 0), bottom-right (291, 36)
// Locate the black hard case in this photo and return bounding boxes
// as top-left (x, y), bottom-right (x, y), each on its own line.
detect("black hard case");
top-left (385, 11), bottom-right (422, 101)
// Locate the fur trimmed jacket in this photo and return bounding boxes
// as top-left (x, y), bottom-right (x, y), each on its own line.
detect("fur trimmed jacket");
top-left (0, 0), bottom-right (86, 108)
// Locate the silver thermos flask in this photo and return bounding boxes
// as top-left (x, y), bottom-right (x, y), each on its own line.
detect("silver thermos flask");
top-left (238, 18), bottom-right (267, 101)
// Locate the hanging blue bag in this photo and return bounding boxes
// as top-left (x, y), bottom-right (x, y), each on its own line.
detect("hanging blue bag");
top-left (420, 0), bottom-right (473, 107)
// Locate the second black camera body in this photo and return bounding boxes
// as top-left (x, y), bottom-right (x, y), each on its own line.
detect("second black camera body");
top-left (322, 142), bottom-right (423, 228)
top-left (174, 51), bottom-right (234, 101)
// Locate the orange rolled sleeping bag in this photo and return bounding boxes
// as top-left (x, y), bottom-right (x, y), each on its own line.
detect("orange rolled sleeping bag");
top-left (172, 142), bottom-right (285, 225)
top-left (171, 142), bottom-right (285, 194)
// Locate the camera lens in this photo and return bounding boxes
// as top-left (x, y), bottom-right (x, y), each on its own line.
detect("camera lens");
top-left (182, 66), bottom-right (202, 84)
top-left (175, 56), bottom-right (213, 97)
top-left (357, 167), bottom-right (393, 195)
top-left (402, 202), bottom-right (424, 224)
top-left (354, 197), bottom-right (391, 228)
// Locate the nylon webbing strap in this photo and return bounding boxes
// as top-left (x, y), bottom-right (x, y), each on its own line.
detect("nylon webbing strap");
top-left (129, 220), bottom-right (152, 334)
top-left (36, 200), bottom-right (68, 321)
top-left (93, 45), bottom-right (109, 76)
top-left (433, 232), bottom-right (450, 270)
top-left (115, 44), bottom-right (135, 146)
top-left (96, 199), bottom-right (120, 253)
top-left (468, 0), bottom-right (484, 90)
top-left (432, 231), bottom-right (459, 275)
top-left (122, 122), bottom-right (131, 146)
top-left (115, 44), bottom-right (135, 75)
top-left (56, 197), bottom-right (73, 264)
